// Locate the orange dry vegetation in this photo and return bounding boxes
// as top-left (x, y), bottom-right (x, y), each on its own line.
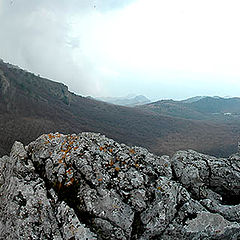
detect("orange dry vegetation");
top-left (109, 159), bottom-right (114, 166)
top-left (129, 149), bottom-right (135, 154)
top-left (48, 133), bottom-right (55, 140)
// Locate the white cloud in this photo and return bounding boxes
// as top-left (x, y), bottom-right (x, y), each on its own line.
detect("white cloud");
top-left (0, 0), bottom-right (240, 99)
top-left (82, 0), bottom-right (240, 75)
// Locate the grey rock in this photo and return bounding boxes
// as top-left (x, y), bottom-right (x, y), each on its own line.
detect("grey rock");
top-left (183, 212), bottom-right (240, 240)
top-left (0, 142), bottom-right (62, 239)
top-left (201, 198), bottom-right (240, 222)
top-left (171, 150), bottom-right (240, 201)
top-left (0, 141), bottom-right (96, 240)
top-left (140, 176), bottom-right (190, 239)
top-left (1, 133), bottom-right (240, 239)
top-left (161, 201), bottom-right (240, 240)
top-left (55, 201), bottom-right (96, 240)
top-left (82, 186), bottom-right (134, 237)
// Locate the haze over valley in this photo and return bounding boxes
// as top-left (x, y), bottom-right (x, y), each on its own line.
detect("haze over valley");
top-left (1, 59), bottom-right (240, 159)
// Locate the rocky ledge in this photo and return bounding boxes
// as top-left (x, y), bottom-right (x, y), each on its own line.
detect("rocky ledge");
top-left (0, 132), bottom-right (240, 239)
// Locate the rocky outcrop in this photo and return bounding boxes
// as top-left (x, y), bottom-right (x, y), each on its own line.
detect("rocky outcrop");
top-left (0, 132), bottom-right (240, 239)
top-left (0, 141), bottom-right (95, 240)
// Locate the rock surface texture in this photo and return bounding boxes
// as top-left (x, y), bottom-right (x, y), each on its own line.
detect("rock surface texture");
top-left (0, 132), bottom-right (240, 239)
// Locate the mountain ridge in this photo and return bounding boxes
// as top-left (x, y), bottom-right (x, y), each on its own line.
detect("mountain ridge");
top-left (0, 59), bottom-right (239, 158)
top-left (139, 96), bottom-right (240, 121)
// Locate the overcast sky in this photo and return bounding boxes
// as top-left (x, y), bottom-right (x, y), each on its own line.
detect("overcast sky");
top-left (0, 0), bottom-right (240, 100)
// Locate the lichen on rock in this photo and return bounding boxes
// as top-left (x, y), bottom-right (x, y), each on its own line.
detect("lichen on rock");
top-left (0, 132), bottom-right (240, 239)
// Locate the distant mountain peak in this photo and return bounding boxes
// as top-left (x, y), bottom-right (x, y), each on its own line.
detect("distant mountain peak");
top-left (95, 94), bottom-right (151, 107)
top-left (181, 96), bottom-right (207, 103)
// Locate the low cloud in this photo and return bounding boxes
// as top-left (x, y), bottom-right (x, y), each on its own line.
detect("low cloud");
top-left (1, 0), bottom-right (240, 99)
top-left (0, 0), bottom-right (136, 96)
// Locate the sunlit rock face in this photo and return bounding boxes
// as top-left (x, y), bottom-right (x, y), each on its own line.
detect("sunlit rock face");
top-left (0, 132), bottom-right (240, 239)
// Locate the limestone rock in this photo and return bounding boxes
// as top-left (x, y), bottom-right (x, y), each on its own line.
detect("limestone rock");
top-left (171, 150), bottom-right (240, 202)
top-left (0, 133), bottom-right (240, 239)
top-left (0, 141), bottom-right (96, 240)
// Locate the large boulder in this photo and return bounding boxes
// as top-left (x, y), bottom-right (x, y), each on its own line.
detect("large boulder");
top-left (171, 150), bottom-right (240, 201)
top-left (0, 132), bottom-right (240, 239)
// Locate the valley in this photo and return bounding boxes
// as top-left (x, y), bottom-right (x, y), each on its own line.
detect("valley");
top-left (0, 59), bottom-right (239, 158)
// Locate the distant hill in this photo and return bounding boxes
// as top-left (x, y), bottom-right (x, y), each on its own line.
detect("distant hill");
top-left (0, 59), bottom-right (239, 157)
top-left (138, 99), bottom-right (207, 120)
top-left (190, 97), bottom-right (240, 114)
top-left (139, 96), bottom-right (240, 121)
top-left (96, 95), bottom-right (151, 106)
top-left (181, 96), bottom-right (207, 103)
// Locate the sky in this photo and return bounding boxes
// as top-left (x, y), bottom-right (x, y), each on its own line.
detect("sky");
top-left (0, 0), bottom-right (240, 100)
